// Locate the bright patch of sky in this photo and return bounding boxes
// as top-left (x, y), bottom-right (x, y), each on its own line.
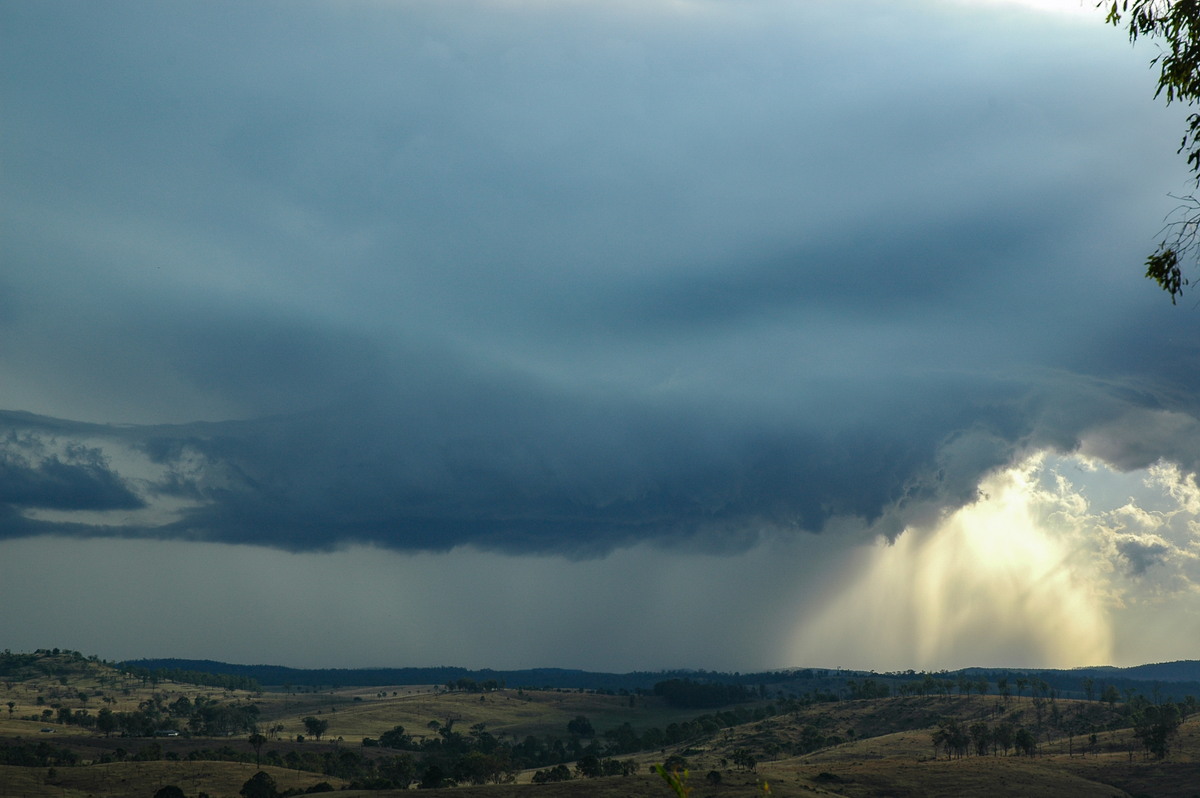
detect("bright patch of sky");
top-left (789, 452), bottom-right (1200, 671)
top-left (951, 0), bottom-right (1094, 15)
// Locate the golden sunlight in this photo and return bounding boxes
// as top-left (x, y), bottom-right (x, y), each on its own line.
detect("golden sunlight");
top-left (787, 454), bottom-right (1114, 670)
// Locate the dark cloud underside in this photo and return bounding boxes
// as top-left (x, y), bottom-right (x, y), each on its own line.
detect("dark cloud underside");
top-left (1, 1), bottom-right (1197, 557)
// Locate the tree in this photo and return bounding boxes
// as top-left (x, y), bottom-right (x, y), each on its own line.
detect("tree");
top-left (239, 771), bottom-right (279, 798)
top-left (302, 716), bottom-right (329, 741)
top-left (932, 719), bottom-right (969, 759)
top-left (731, 748), bottom-right (757, 771)
top-left (96, 707), bottom-right (116, 737)
top-left (1104, 1), bottom-right (1200, 299)
top-left (1134, 701), bottom-right (1181, 759)
top-left (969, 722), bottom-right (991, 757)
top-left (153, 787), bottom-right (186, 798)
top-left (1103, 684), bottom-right (1122, 706)
top-left (532, 764), bottom-right (572, 783)
top-left (248, 733), bottom-right (267, 767)
top-left (575, 754), bottom-right (603, 778)
top-left (993, 721), bottom-right (1015, 756)
top-left (1014, 726), bottom-right (1038, 757)
top-left (379, 724), bottom-right (411, 749)
top-left (567, 715), bottom-right (595, 737)
top-left (419, 763), bottom-right (448, 789)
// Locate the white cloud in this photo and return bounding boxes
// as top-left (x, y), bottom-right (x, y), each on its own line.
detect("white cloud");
top-left (786, 452), bottom-right (1200, 670)
top-left (946, 0), bottom-right (1094, 16)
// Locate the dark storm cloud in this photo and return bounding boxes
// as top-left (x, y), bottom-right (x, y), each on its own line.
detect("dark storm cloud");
top-left (0, 366), bottom-right (1150, 555)
top-left (2, 0), bottom-right (1198, 556)
top-left (0, 454), bottom-right (141, 511)
top-left (0, 421), bottom-right (142, 521)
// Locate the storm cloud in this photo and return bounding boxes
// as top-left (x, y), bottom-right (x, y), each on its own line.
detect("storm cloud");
top-left (3, 0), bottom-right (1200, 669)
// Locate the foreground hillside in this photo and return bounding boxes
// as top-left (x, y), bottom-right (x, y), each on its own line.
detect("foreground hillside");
top-left (2, 650), bottom-right (1198, 797)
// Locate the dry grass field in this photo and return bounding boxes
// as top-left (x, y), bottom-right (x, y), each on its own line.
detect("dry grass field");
top-left (284, 685), bottom-right (683, 744)
top-left (3, 652), bottom-right (1199, 798)
top-left (0, 761), bottom-right (347, 798)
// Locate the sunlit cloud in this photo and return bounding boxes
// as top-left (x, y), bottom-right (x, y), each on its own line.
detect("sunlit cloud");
top-left (787, 452), bottom-right (1200, 671)
top-left (947, 0), bottom-right (1094, 16)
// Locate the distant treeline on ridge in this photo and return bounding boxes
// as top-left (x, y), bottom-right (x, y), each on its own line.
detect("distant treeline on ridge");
top-left (120, 659), bottom-right (740, 692)
top-left (118, 657), bottom-right (1200, 703)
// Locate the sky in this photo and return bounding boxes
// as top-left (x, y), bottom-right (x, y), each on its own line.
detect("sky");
top-left (2, 0), bottom-right (1200, 674)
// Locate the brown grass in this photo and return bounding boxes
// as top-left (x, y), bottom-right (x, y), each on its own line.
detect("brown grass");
top-left (0, 761), bottom-right (346, 798)
top-left (5, 656), bottom-right (1200, 798)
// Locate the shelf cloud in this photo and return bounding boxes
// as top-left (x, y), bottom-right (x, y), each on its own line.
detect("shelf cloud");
top-left (3, 0), bottom-right (1200, 669)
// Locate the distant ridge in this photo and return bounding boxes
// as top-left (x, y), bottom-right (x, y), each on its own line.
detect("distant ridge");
top-left (120, 659), bottom-right (720, 691)
top-left (123, 658), bottom-right (1200, 698)
top-left (1103, 660), bottom-right (1200, 682)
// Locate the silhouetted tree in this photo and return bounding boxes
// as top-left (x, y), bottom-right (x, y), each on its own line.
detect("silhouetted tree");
top-left (302, 716), bottom-right (329, 741)
top-left (970, 722), bottom-right (991, 757)
top-left (379, 725), bottom-right (412, 749)
top-left (566, 716), bottom-right (594, 737)
top-left (1104, 1), bottom-right (1200, 299)
top-left (1134, 701), bottom-right (1181, 759)
top-left (993, 721), bottom-right (1014, 756)
top-left (932, 719), bottom-right (968, 759)
top-left (240, 771), bottom-right (279, 798)
top-left (1014, 727), bottom-right (1037, 757)
top-left (249, 733), bottom-right (267, 767)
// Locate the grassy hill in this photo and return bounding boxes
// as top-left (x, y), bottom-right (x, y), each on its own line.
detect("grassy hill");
top-left (2, 650), bottom-right (1199, 797)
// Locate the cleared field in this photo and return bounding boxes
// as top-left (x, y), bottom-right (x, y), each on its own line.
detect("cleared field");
top-left (4, 653), bottom-right (1199, 798)
top-left (0, 761), bottom-right (347, 798)
top-left (247, 686), bottom-right (707, 744)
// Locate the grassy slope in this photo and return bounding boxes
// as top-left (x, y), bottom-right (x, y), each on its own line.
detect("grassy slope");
top-left (0, 761), bottom-right (346, 798)
top-left (278, 685), bottom-right (687, 744)
top-left (4, 654), bottom-right (1200, 798)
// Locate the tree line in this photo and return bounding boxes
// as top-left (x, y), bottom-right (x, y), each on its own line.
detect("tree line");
top-left (28, 691), bottom-right (262, 737)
